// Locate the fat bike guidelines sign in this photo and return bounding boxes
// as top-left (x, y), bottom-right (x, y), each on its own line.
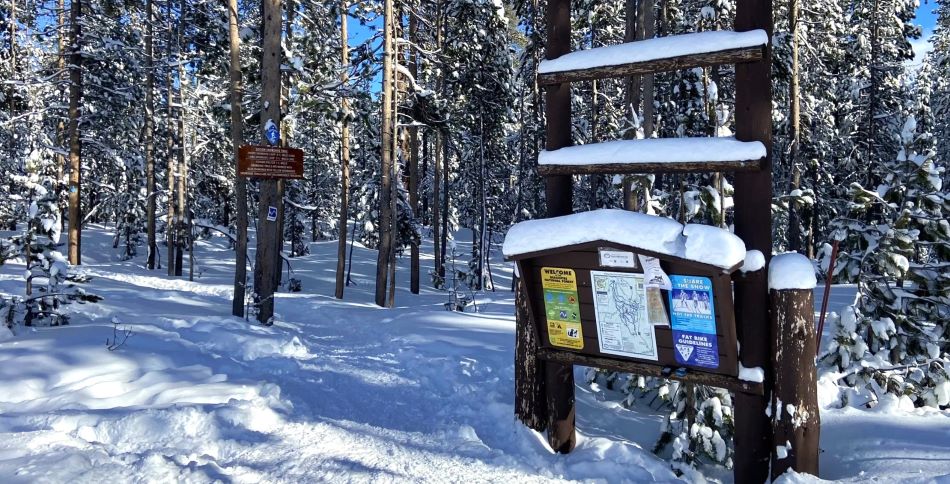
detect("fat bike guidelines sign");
top-left (669, 275), bottom-right (719, 369)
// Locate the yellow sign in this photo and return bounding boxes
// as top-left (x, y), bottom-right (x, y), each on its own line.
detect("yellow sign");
top-left (541, 267), bottom-right (584, 350)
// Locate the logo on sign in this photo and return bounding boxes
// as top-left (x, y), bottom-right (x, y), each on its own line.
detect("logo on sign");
top-left (675, 344), bottom-right (694, 362)
top-left (267, 206), bottom-right (278, 221)
top-left (566, 328), bottom-right (579, 338)
top-left (265, 120), bottom-right (280, 146)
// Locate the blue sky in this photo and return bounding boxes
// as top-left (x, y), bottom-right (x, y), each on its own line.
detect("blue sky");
top-left (348, 2), bottom-right (942, 66)
top-left (912, 0), bottom-right (941, 65)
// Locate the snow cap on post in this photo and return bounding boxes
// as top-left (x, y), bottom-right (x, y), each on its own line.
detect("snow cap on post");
top-left (768, 253), bottom-right (817, 291)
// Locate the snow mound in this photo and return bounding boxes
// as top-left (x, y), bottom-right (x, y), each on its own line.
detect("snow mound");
top-left (741, 250), bottom-right (766, 273)
top-left (503, 209), bottom-right (746, 269)
top-left (683, 224), bottom-right (746, 270)
top-left (768, 253), bottom-right (817, 290)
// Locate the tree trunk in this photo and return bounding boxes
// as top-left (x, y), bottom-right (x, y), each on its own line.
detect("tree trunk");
top-left (787, 0), bottom-right (802, 252)
top-left (166, 0), bottom-right (177, 277)
top-left (335, 0), bottom-right (350, 299)
top-left (145, 0), bottom-right (156, 269)
top-left (440, 135), bottom-right (449, 283)
top-left (254, 0), bottom-right (283, 324)
top-left (66, 0), bottom-right (82, 265)
top-left (408, 11), bottom-right (420, 295)
top-left (175, 16), bottom-right (186, 277)
top-left (622, 0), bottom-right (640, 211)
top-left (57, 0), bottom-right (67, 231)
top-left (228, 0), bottom-right (247, 317)
top-left (375, 0), bottom-right (394, 307)
top-left (432, 6), bottom-right (444, 286)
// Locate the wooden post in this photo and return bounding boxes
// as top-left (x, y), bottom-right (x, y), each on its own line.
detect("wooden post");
top-left (542, 0), bottom-right (575, 454)
top-left (514, 271), bottom-right (546, 431)
top-left (732, 0), bottom-right (774, 482)
top-left (255, 0), bottom-right (282, 324)
top-left (771, 287), bottom-right (820, 479)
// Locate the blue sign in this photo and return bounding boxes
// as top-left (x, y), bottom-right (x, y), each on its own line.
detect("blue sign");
top-left (265, 120), bottom-right (280, 146)
top-left (669, 275), bottom-right (719, 369)
top-left (266, 206), bottom-right (278, 221)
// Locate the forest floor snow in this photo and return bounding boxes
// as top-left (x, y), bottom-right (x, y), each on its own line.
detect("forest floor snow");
top-left (0, 226), bottom-right (947, 483)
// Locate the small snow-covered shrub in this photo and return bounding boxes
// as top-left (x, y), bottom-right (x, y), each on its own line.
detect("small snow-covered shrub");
top-left (0, 174), bottom-right (101, 328)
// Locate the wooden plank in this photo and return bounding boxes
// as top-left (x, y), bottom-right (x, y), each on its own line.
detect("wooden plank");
top-left (538, 45), bottom-right (763, 86)
top-left (536, 158), bottom-right (762, 176)
top-left (732, 0), bottom-right (774, 482)
top-left (537, 348), bottom-right (764, 395)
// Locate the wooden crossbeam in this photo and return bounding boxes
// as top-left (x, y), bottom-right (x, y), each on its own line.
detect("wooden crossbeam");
top-left (537, 159), bottom-right (762, 176)
top-left (536, 348), bottom-right (765, 395)
top-left (537, 31), bottom-right (767, 86)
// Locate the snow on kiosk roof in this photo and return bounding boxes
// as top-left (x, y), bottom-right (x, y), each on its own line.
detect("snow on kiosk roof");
top-left (503, 209), bottom-right (746, 272)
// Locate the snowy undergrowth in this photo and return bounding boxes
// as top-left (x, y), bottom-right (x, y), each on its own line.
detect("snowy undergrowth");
top-left (0, 227), bottom-right (948, 482)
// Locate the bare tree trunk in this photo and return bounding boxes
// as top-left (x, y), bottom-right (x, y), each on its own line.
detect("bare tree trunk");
top-left (57, 0), bottom-right (67, 231)
top-left (375, 0), bottom-right (394, 307)
top-left (254, 0), bottom-right (283, 324)
top-left (145, 0), bottom-right (156, 269)
top-left (228, 0), bottom-right (247, 317)
top-left (622, 0), bottom-right (640, 211)
top-left (440, 136), bottom-right (449, 283)
top-left (66, 0), bottom-right (82, 265)
top-left (335, 0), bottom-right (350, 299)
top-left (376, 0), bottom-right (394, 307)
top-left (640, 0), bottom-right (655, 139)
top-left (166, 0), bottom-right (177, 276)
top-left (175, 12), bottom-right (186, 277)
top-left (432, 5), bottom-right (444, 286)
top-left (433, 131), bottom-right (442, 285)
top-left (787, 0), bottom-right (802, 251)
top-left (408, 11), bottom-right (420, 295)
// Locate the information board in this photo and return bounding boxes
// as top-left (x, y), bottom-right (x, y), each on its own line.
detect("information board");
top-left (238, 145), bottom-right (305, 179)
top-left (540, 267), bottom-right (583, 349)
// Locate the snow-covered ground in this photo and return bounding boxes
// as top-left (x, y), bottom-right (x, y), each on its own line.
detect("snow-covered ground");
top-left (0, 227), bottom-right (947, 483)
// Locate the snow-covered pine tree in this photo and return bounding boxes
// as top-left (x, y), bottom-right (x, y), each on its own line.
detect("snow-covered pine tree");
top-left (824, 65), bottom-right (949, 407)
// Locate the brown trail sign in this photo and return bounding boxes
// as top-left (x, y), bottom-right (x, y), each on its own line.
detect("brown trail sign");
top-left (238, 145), bottom-right (305, 179)
top-left (511, 0), bottom-right (819, 481)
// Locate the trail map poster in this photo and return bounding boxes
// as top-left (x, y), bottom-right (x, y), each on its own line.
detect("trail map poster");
top-left (669, 275), bottom-right (719, 369)
top-left (590, 271), bottom-right (658, 361)
top-left (540, 267), bottom-right (584, 350)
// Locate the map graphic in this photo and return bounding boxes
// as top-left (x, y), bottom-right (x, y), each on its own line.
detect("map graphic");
top-left (590, 271), bottom-right (658, 361)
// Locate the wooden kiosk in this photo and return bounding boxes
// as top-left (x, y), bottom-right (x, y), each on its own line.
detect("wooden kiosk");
top-left (510, 0), bottom-right (819, 481)
top-left (505, 212), bottom-right (762, 395)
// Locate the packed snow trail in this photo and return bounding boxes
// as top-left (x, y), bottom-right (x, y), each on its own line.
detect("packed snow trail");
top-left (0, 227), bottom-right (678, 483)
top-left (1, 227), bottom-right (948, 483)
